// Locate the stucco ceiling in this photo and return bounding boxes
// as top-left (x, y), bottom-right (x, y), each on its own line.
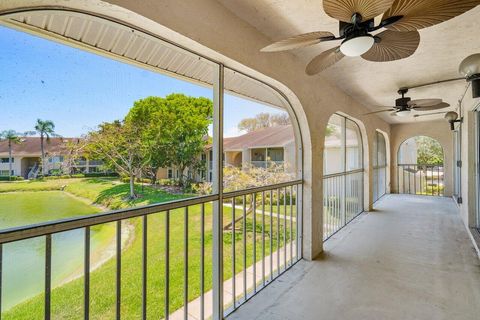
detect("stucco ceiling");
top-left (217, 0), bottom-right (480, 123)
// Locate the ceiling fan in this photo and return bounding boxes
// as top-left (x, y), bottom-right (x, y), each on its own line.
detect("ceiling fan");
top-left (260, 0), bottom-right (480, 75)
top-left (412, 111), bottom-right (448, 118)
top-left (363, 88), bottom-right (450, 117)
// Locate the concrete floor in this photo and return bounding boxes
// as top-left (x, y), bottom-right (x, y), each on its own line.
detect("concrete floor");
top-left (227, 194), bottom-right (480, 320)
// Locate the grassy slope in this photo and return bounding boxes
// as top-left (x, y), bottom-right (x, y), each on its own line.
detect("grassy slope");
top-left (1, 179), bottom-right (295, 319)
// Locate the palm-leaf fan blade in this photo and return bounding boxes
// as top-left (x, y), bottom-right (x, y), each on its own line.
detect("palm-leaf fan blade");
top-left (261, 31), bottom-right (335, 52)
top-left (408, 98), bottom-right (442, 107)
top-left (363, 108), bottom-right (396, 115)
top-left (383, 0), bottom-right (480, 32)
top-left (361, 30), bottom-right (420, 62)
top-left (412, 102), bottom-right (450, 111)
top-left (305, 46), bottom-right (344, 75)
top-left (323, 0), bottom-right (395, 22)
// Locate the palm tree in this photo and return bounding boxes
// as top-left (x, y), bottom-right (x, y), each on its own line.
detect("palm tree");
top-left (34, 119), bottom-right (58, 175)
top-left (0, 130), bottom-right (26, 179)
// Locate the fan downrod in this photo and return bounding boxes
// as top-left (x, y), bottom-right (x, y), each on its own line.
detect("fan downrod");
top-left (397, 87), bottom-right (409, 97)
top-left (396, 88), bottom-right (411, 108)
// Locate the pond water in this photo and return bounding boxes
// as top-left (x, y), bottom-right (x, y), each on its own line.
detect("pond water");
top-left (0, 191), bottom-right (114, 310)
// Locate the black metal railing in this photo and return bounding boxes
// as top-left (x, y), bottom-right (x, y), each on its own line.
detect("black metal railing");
top-left (0, 180), bottom-right (302, 320)
top-left (397, 164), bottom-right (444, 196)
top-left (222, 183), bottom-right (301, 316)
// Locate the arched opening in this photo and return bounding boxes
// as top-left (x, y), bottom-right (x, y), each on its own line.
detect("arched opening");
top-left (373, 130), bottom-right (388, 203)
top-left (323, 113), bottom-right (364, 240)
top-left (397, 136), bottom-right (445, 196)
top-left (0, 5), bottom-right (306, 319)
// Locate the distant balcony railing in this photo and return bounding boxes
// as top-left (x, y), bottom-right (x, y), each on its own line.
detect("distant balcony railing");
top-left (250, 160), bottom-right (284, 169)
top-left (72, 160), bottom-right (103, 167)
top-left (397, 164), bottom-right (444, 196)
top-left (0, 179), bottom-right (302, 319)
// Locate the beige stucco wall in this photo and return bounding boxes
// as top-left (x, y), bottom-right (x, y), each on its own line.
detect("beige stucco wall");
top-left (0, 0), bottom-right (392, 260)
top-left (284, 141), bottom-right (297, 175)
top-left (225, 151), bottom-right (242, 167)
top-left (390, 120), bottom-right (454, 197)
top-left (0, 156), bottom-right (22, 176)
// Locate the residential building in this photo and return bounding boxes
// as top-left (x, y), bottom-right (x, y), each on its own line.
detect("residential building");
top-left (157, 125), bottom-right (296, 182)
top-left (0, 137), bottom-right (103, 178)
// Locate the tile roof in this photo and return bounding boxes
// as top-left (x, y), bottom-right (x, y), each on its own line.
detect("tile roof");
top-left (0, 137), bottom-right (80, 157)
top-left (223, 125), bottom-right (294, 150)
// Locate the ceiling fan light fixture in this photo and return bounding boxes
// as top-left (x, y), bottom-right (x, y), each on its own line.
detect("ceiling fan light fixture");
top-left (444, 111), bottom-right (458, 122)
top-left (459, 54), bottom-right (480, 79)
top-left (459, 54), bottom-right (480, 98)
top-left (396, 109), bottom-right (412, 117)
top-left (340, 35), bottom-right (374, 57)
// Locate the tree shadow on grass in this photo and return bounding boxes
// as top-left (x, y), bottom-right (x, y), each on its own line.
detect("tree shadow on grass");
top-left (95, 182), bottom-right (192, 210)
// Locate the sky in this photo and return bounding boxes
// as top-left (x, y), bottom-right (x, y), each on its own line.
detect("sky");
top-left (0, 25), bottom-right (287, 138)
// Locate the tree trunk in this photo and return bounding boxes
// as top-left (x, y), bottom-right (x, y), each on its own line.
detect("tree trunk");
top-left (129, 174), bottom-right (136, 199)
top-left (178, 166), bottom-right (185, 187)
top-left (8, 140), bottom-right (12, 179)
top-left (40, 135), bottom-right (45, 175)
top-left (150, 171), bottom-right (157, 185)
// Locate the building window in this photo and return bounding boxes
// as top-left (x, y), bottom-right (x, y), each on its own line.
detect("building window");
top-left (0, 158), bottom-right (13, 163)
top-left (267, 148), bottom-right (284, 162)
top-left (88, 166), bottom-right (100, 173)
top-left (48, 156), bottom-right (64, 163)
top-left (167, 169), bottom-right (173, 179)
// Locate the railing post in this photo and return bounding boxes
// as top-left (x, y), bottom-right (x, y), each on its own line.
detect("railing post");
top-left (212, 63), bottom-right (224, 320)
top-left (45, 234), bottom-right (51, 320)
top-left (0, 243), bottom-right (3, 320)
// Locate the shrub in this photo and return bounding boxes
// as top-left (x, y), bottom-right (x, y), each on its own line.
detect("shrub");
top-left (158, 178), bottom-right (178, 186)
top-left (0, 176), bottom-right (24, 181)
top-left (189, 182), bottom-right (212, 195)
top-left (84, 172), bottom-right (119, 178)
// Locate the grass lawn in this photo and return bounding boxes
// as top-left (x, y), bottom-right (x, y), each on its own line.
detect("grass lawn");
top-left (1, 178), bottom-right (296, 319)
top-left (0, 178), bottom-right (191, 211)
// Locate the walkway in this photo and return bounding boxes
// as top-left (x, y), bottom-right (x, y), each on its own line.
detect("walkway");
top-left (228, 194), bottom-right (480, 320)
top-left (169, 240), bottom-right (296, 320)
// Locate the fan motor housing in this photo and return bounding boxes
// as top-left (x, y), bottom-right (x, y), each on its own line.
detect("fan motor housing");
top-left (395, 97), bottom-right (411, 107)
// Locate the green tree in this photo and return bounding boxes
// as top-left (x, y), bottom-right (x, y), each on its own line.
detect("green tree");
top-left (34, 119), bottom-right (58, 175)
top-left (415, 136), bottom-right (444, 165)
top-left (325, 124), bottom-right (336, 137)
top-left (0, 130), bottom-right (28, 178)
top-left (126, 94), bottom-right (213, 187)
top-left (238, 112), bottom-right (291, 133)
top-left (84, 120), bottom-right (149, 199)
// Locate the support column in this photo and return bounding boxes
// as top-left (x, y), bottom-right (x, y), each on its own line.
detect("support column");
top-left (212, 64), bottom-right (224, 320)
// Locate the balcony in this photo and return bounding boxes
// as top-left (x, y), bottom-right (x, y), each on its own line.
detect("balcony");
top-left (250, 161), bottom-right (284, 169)
top-left (228, 194), bottom-right (480, 320)
top-left (0, 180), bottom-right (302, 319)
